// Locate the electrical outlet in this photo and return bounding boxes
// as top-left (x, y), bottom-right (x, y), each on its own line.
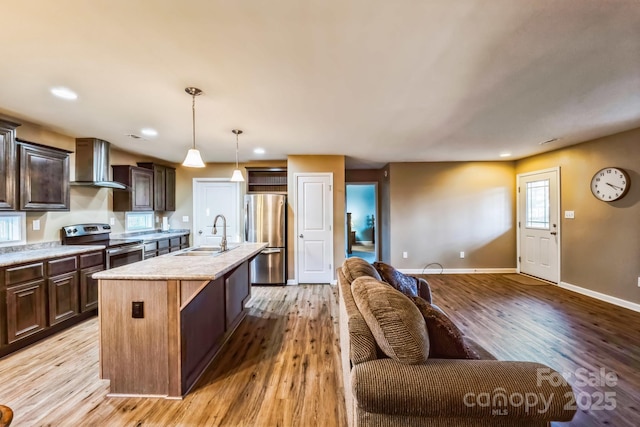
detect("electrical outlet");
top-left (109, 217), bottom-right (115, 225)
top-left (155, 215), bottom-right (160, 223)
top-left (637, 277), bottom-right (640, 287)
top-left (460, 251), bottom-right (465, 259)
top-left (565, 210), bottom-right (575, 219)
top-left (132, 301), bottom-right (144, 319)
top-left (182, 216), bottom-right (189, 223)
top-left (32, 219), bottom-right (40, 231)
top-left (402, 251), bottom-right (408, 259)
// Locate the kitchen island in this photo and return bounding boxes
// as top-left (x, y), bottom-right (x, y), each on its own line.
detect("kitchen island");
top-left (93, 242), bottom-right (267, 399)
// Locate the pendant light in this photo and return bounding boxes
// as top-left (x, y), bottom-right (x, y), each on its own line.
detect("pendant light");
top-left (182, 87), bottom-right (205, 168)
top-left (230, 129), bottom-right (245, 182)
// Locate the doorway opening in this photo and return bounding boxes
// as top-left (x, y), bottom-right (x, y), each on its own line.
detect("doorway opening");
top-left (346, 183), bottom-right (377, 263)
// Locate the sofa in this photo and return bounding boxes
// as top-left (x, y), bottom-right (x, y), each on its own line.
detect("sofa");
top-left (337, 257), bottom-right (576, 427)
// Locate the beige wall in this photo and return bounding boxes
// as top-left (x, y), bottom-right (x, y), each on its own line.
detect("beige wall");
top-left (517, 128), bottom-right (640, 304)
top-left (388, 161), bottom-right (517, 270)
top-left (287, 155), bottom-right (345, 282)
top-left (173, 160), bottom-right (287, 246)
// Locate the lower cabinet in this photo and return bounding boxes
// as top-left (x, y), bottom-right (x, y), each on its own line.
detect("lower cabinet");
top-left (225, 261), bottom-right (250, 330)
top-left (6, 280), bottom-right (47, 343)
top-left (79, 265), bottom-right (101, 312)
top-left (48, 272), bottom-right (79, 326)
top-left (1, 249), bottom-right (104, 355)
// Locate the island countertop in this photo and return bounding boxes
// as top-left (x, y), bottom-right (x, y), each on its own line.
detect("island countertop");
top-left (93, 242), bottom-right (267, 281)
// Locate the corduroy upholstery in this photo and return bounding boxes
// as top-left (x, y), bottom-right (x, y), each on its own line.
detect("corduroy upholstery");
top-left (338, 257), bottom-right (576, 427)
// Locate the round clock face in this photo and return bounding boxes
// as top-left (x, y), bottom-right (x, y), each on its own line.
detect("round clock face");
top-left (590, 167), bottom-right (630, 202)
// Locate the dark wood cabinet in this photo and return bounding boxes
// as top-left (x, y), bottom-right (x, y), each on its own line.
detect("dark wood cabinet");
top-left (48, 272), bottom-right (79, 326)
top-left (246, 167), bottom-right (287, 193)
top-left (0, 249), bottom-right (103, 354)
top-left (137, 162), bottom-right (176, 211)
top-left (6, 280), bottom-right (47, 343)
top-left (4, 261), bottom-right (47, 344)
top-left (112, 165), bottom-right (154, 211)
top-left (79, 251), bottom-right (104, 312)
top-left (225, 261), bottom-right (250, 330)
top-left (0, 119), bottom-right (20, 210)
top-left (17, 139), bottom-right (71, 211)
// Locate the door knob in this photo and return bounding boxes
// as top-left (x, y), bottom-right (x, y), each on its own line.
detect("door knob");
top-left (299, 234), bottom-right (304, 238)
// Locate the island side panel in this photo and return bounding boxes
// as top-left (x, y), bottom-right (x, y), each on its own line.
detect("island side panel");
top-left (99, 279), bottom-right (169, 396)
top-left (180, 277), bottom-right (226, 393)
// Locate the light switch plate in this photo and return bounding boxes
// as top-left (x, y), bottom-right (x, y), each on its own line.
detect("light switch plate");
top-left (564, 210), bottom-right (575, 219)
top-left (402, 251), bottom-right (408, 259)
top-left (182, 216), bottom-right (189, 223)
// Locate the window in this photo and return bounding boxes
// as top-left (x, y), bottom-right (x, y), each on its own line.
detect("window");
top-left (526, 179), bottom-right (550, 229)
top-left (0, 212), bottom-right (26, 247)
top-left (125, 212), bottom-right (154, 232)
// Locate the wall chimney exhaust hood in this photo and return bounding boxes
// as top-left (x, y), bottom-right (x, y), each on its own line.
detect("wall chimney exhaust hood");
top-left (70, 138), bottom-right (128, 190)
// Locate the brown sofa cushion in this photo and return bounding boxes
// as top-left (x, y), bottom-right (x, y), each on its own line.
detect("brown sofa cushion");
top-left (352, 277), bottom-right (429, 365)
top-left (373, 261), bottom-right (418, 297)
top-left (342, 257), bottom-right (382, 284)
top-left (411, 296), bottom-right (480, 360)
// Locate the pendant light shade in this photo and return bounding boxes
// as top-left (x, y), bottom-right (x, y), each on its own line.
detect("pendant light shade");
top-left (182, 87), bottom-right (205, 168)
top-left (230, 129), bottom-right (245, 182)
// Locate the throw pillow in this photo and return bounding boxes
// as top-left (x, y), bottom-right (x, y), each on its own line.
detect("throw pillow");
top-left (352, 276), bottom-right (429, 364)
top-left (411, 296), bottom-right (480, 359)
top-left (373, 261), bottom-right (418, 297)
top-left (342, 257), bottom-right (382, 283)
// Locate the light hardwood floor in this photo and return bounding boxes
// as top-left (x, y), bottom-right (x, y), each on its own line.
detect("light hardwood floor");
top-left (0, 276), bottom-right (638, 426)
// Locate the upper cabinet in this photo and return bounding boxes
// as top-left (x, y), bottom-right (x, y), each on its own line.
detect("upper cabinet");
top-left (246, 167), bottom-right (287, 193)
top-left (137, 162), bottom-right (176, 211)
top-left (0, 119), bottom-right (20, 210)
top-left (17, 139), bottom-right (71, 211)
top-left (112, 165), bottom-right (154, 211)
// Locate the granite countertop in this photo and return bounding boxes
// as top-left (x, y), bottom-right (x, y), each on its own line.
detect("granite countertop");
top-left (93, 242), bottom-right (267, 281)
top-left (112, 229), bottom-right (190, 243)
top-left (0, 245), bottom-right (106, 268)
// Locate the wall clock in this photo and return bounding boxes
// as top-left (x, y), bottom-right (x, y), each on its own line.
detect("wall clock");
top-left (590, 167), bottom-right (630, 202)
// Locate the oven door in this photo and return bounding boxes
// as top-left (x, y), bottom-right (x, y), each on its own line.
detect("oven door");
top-left (107, 244), bottom-right (144, 269)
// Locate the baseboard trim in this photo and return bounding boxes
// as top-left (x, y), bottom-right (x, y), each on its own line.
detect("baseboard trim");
top-left (286, 279), bottom-right (298, 286)
top-left (400, 268), bottom-right (517, 275)
top-left (559, 281), bottom-right (640, 313)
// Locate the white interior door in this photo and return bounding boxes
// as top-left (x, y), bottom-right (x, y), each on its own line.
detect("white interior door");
top-left (193, 180), bottom-right (240, 247)
top-left (296, 173), bottom-right (333, 284)
top-left (518, 168), bottom-right (560, 283)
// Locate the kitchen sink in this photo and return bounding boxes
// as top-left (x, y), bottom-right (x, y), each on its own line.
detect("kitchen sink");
top-left (174, 244), bottom-right (240, 256)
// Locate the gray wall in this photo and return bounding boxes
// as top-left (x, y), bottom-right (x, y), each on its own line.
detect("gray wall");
top-left (388, 161), bottom-right (517, 270)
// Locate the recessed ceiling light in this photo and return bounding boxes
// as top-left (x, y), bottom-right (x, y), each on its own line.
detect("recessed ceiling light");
top-left (499, 152), bottom-right (511, 158)
top-left (50, 87), bottom-right (78, 100)
top-left (140, 128), bottom-right (158, 137)
top-left (253, 148), bottom-right (265, 155)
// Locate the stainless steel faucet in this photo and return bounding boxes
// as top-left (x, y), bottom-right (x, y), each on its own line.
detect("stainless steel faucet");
top-left (212, 214), bottom-right (227, 251)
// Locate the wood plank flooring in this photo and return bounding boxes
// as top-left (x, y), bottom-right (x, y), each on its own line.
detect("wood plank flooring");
top-left (0, 275), bottom-right (638, 426)
top-left (421, 274), bottom-right (640, 427)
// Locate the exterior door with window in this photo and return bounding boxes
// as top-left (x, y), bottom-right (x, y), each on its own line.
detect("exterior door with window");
top-left (518, 168), bottom-right (560, 283)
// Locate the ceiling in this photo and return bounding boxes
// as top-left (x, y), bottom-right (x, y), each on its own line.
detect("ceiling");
top-left (1, 1), bottom-right (639, 168)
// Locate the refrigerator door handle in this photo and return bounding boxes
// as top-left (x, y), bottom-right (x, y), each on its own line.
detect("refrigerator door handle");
top-left (261, 249), bottom-right (281, 255)
top-left (244, 202), bottom-right (249, 241)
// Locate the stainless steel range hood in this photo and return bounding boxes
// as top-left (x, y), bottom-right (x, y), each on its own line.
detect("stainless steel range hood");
top-left (71, 138), bottom-right (128, 190)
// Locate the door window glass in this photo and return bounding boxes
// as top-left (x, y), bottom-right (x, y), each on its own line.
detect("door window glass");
top-left (526, 179), bottom-right (550, 229)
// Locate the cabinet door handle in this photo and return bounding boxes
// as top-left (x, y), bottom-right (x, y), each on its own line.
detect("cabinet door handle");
top-left (198, 230), bottom-right (203, 235)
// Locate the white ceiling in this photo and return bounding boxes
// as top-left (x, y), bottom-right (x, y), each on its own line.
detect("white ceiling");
top-left (1, 0), bottom-right (639, 168)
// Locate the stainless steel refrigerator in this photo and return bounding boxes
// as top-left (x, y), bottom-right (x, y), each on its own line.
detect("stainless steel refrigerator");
top-left (245, 193), bottom-right (286, 284)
